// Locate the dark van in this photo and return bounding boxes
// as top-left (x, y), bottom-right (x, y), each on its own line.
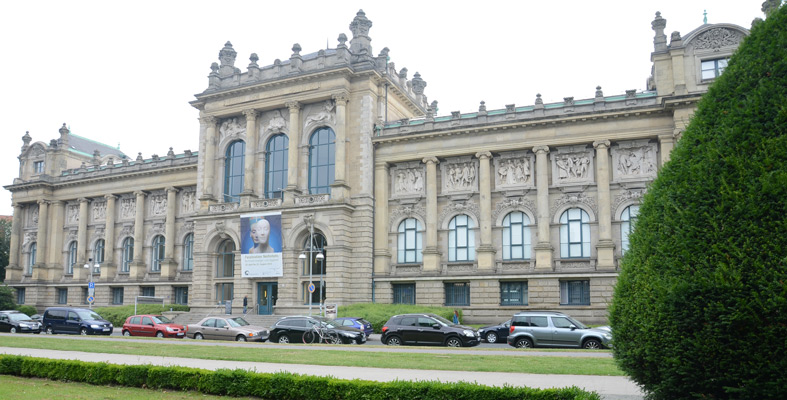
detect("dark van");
top-left (42, 307), bottom-right (113, 335)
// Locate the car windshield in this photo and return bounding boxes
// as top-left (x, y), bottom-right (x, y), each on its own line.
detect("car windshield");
top-left (566, 316), bottom-right (589, 329)
top-left (228, 317), bottom-right (250, 327)
top-left (151, 316), bottom-right (172, 324)
top-left (314, 318), bottom-right (336, 328)
top-left (431, 315), bottom-right (454, 326)
top-left (76, 310), bottom-right (103, 321)
top-left (8, 313), bottom-right (30, 322)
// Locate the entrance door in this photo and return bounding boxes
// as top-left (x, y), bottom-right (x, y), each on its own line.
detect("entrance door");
top-left (257, 282), bottom-right (278, 315)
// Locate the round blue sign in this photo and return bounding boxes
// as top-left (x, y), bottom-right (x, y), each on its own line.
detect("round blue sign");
top-left (308, 283), bottom-right (315, 293)
top-left (87, 296), bottom-right (94, 303)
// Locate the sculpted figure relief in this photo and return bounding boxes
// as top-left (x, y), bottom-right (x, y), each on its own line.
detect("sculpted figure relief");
top-left (120, 198), bottom-right (135, 219)
top-left (92, 202), bottom-right (107, 221)
top-left (445, 162), bottom-right (476, 191)
top-left (219, 117), bottom-right (245, 139)
top-left (497, 158), bottom-right (531, 185)
top-left (395, 168), bottom-right (424, 195)
top-left (67, 205), bottom-right (79, 224)
top-left (31, 207), bottom-right (39, 224)
top-left (304, 100), bottom-right (335, 128)
top-left (555, 155), bottom-right (590, 181)
top-left (617, 148), bottom-right (656, 176)
top-left (265, 110), bottom-right (287, 133)
top-left (181, 191), bottom-right (197, 214)
top-left (151, 195), bottom-right (167, 216)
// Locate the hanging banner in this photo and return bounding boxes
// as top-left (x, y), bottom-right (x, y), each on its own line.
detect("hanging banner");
top-left (240, 212), bottom-right (283, 277)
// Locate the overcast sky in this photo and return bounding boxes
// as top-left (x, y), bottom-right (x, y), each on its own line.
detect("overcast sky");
top-left (0, 1), bottom-right (764, 215)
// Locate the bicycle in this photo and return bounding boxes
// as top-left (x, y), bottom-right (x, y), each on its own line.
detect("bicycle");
top-left (302, 323), bottom-right (340, 344)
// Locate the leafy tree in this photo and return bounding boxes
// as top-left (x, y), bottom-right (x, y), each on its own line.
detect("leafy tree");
top-left (610, 6), bottom-right (787, 399)
top-left (0, 218), bottom-right (10, 282)
top-left (0, 285), bottom-right (15, 310)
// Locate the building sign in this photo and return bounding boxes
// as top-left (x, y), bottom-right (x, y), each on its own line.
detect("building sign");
top-left (240, 212), bottom-right (283, 277)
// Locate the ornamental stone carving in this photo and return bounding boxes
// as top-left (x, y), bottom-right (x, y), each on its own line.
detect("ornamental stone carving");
top-left (691, 27), bottom-right (743, 51)
top-left (439, 201), bottom-right (480, 226)
top-left (551, 192), bottom-right (597, 216)
top-left (150, 194), bottom-right (167, 216)
top-left (389, 204), bottom-right (426, 227)
top-left (120, 198), bottom-right (135, 219)
top-left (23, 232), bottom-right (36, 247)
top-left (178, 221), bottom-right (195, 238)
top-left (494, 151), bottom-right (534, 190)
top-left (612, 140), bottom-right (658, 182)
top-left (613, 189), bottom-right (646, 215)
top-left (250, 198), bottom-right (282, 209)
top-left (262, 109), bottom-right (287, 134)
top-left (30, 206), bottom-right (39, 226)
top-left (492, 197), bottom-right (536, 221)
top-left (219, 116), bottom-right (246, 142)
top-left (390, 161), bottom-right (425, 198)
top-left (92, 201), bottom-right (107, 222)
top-left (148, 223), bottom-right (165, 239)
top-left (209, 203), bottom-right (240, 213)
top-left (304, 100), bottom-right (335, 129)
top-left (90, 227), bottom-right (105, 242)
top-left (440, 156), bottom-right (478, 194)
top-left (551, 146), bottom-right (594, 187)
top-left (294, 194), bottom-right (330, 206)
top-left (66, 204), bottom-right (80, 224)
top-left (180, 190), bottom-right (197, 214)
top-left (118, 225), bottom-right (134, 241)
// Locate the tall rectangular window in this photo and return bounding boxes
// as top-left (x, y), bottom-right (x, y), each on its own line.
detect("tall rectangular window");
top-left (16, 288), bottom-right (25, 304)
top-left (141, 287), bottom-right (155, 297)
top-left (701, 58), bottom-right (728, 80)
top-left (216, 283), bottom-right (234, 304)
top-left (57, 288), bottom-right (68, 304)
top-left (444, 282), bottom-right (470, 306)
top-left (33, 161), bottom-right (44, 173)
top-left (174, 287), bottom-right (189, 305)
top-left (393, 283), bottom-right (416, 304)
top-left (151, 235), bottom-right (165, 272)
top-left (182, 234), bottom-right (194, 271)
top-left (122, 237), bottom-right (134, 273)
top-left (500, 281), bottom-right (528, 306)
top-left (560, 280), bottom-right (590, 305)
top-left (112, 287), bottom-right (124, 305)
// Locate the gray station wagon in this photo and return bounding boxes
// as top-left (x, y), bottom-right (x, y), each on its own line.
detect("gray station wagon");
top-left (506, 311), bottom-right (612, 349)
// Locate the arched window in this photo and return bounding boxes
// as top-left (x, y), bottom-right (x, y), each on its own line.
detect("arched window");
top-left (223, 140), bottom-right (245, 203)
top-left (183, 233), bottom-right (194, 271)
top-left (216, 239), bottom-right (235, 278)
top-left (27, 243), bottom-right (36, 275)
top-left (93, 239), bottom-right (105, 274)
top-left (559, 208), bottom-right (591, 258)
top-left (302, 233), bottom-right (327, 275)
top-left (448, 215), bottom-right (475, 262)
top-left (397, 218), bottom-right (423, 264)
top-left (151, 235), bottom-right (165, 272)
top-left (308, 127), bottom-right (335, 194)
top-left (67, 241), bottom-right (78, 274)
top-left (122, 237), bottom-right (134, 273)
top-left (620, 205), bottom-right (640, 254)
top-left (265, 134), bottom-right (288, 199)
top-left (502, 212), bottom-right (531, 260)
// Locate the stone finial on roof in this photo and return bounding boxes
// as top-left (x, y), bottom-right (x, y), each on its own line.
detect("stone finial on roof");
top-left (152, 154), bottom-right (160, 161)
top-left (670, 31), bottom-right (682, 47)
top-left (92, 150), bottom-right (101, 166)
top-left (595, 86), bottom-right (604, 98)
top-left (478, 101), bottom-right (487, 112)
top-left (136, 152), bottom-right (143, 161)
top-left (22, 131), bottom-right (31, 146)
top-left (249, 53), bottom-right (259, 67)
top-left (338, 33), bottom-right (348, 47)
top-left (652, 12), bottom-right (668, 52)
top-left (430, 100), bottom-right (439, 114)
top-left (349, 10), bottom-right (373, 56)
top-left (49, 139), bottom-right (58, 149)
top-left (219, 41), bottom-right (237, 67)
top-left (535, 93), bottom-right (543, 105)
top-left (398, 67), bottom-right (408, 79)
top-left (411, 72), bottom-right (426, 95)
top-left (292, 43), bottom-right (302, 56)
top-left (80, 161), bottom-right (87, 170)
top-left (184, 149), bottom-right (193, 157)
top-left (208, 62), bottom-right (220, 90)
top-left (379, 47), bottom-right (389, 58)
top-left (167, 147), bottom-right (175, 158)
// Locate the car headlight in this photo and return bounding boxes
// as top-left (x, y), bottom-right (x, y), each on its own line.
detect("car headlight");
top-left (90, 324), bottom-right (100, 328)
top-left (166, 327), bottom-right (175, 332)
top-left (463, 330), bottom-right (475, 337)
top-left (603, 333), bottom-right (612, 340)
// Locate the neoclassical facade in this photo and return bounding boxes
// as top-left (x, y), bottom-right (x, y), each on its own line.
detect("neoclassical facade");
top-left (4, 10), bottom-right (749, 323)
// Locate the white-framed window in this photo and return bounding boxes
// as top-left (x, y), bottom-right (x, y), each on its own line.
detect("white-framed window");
top-left (182, 233), bottom-right (194, 271)
top-left (701, 58), bottom-right (728, 80)
top-left (502, 212), bottom-right (531, 260)
top-left (93, 239), bottom-right (104, 274)
top-left (620, 205), bottom-right (640, 254)
top-left (397, 218), bottom-right (423, 264)
top-left (559, 208), bottom-right (591, 258)
top-left (33, 161), bottom-right (44, 174)
top-left (448, 214), bottom-right (475, 262)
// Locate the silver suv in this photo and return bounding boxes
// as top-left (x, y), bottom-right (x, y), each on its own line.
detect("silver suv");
top-left (506, 311), bottom-right (612, 349)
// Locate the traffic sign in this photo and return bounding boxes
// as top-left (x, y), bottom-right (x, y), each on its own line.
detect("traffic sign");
top-left (87, 296), bottom-right (94, 303)
top-left (88, 282), bottom-right (95, 289)
top-left (308, 283), bottom-right (315, 293)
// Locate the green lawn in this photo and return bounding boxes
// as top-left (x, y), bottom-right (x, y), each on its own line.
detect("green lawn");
top-left (0, 375), bottom-right (256, 399)
top-left (0, 335), bottom-right (623, 376)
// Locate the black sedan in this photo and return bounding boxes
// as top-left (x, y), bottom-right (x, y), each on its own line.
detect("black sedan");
top-left (269, 316), bottom-right (366, 344)
top-left (0, 310), bottom-right (42, 334)
top-left (478, 319), bottom-right (511, 344)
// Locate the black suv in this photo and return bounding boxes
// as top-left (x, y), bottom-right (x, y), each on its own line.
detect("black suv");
top-left (269, 316), bottom-right (366, 344)
top-left (0, 310), bottom-right (42, 334)
top-left (381, 313), bottom-right (480, 347)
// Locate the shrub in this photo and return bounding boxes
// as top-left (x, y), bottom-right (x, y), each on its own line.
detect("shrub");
top-left (93, 304), bottom-right (189, 328)
top-left (338, 303), bottom-right (462, 333)
top-left (15, 305), bottom-right (37, 316)
top-left (609, 6), bottom-right (787, 399)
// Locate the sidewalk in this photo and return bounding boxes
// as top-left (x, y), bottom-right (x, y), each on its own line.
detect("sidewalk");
top-left (0, 347), bottom-right (644, 399)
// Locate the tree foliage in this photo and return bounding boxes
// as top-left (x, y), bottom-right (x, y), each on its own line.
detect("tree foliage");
top-left (0, 218), bottom-right (10, 282)
top-left (0, 285), bottom-right (15, 310)
top-left (610, 6), bottom-right (787, 399)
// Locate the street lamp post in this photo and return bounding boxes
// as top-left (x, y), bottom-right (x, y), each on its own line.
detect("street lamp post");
top-left (83, 257), bottom-right (99, 309)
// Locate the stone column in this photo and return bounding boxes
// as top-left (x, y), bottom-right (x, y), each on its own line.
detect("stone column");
top-left (594, 140), bottom-right (615, 270)
top-left (200, 116), bottom-right (218, 208)
top-left (131, 191), bottom-right (147, 280)
top-left (422, 156), bottom-right (441, 271)
top-left (5, 203), bottom-right (23, 281)
top-left (32, 200), bottom-right (49, 281)
top-left (48, 201), bottom-right (65, 281)
top-left (241, 109), bottom-right (258, 207)
top-left (284, 101), bottom-right (301, 204)
top-left (330, 93), bottom-right (350, 200)
top-left (475, 151), bottom-right (495, 270)
top-left (161, 187), bottom-right (178, 279)
top-left (74, 198), bottom-right (89, 280)
top-left (659, 133), bottom-right (676, 165)
top-left (102, 195), bottom-right (117, 281)
top-left (373, 161), bottom-right (390, 275)
top-left (533, 146), bottom-right (553, 271)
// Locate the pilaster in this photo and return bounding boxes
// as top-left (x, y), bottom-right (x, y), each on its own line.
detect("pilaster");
top-left (73, 197), bottom-right (89, 280)
top-left (533, 146), bottom-right (553, 271)
top-left (32, 200), bottom-right (49, 281)
top-left (330, 93), bottom-right (350, 200)
top-left (130, 190), bottom-right (147, 280)
top-left (422, 156), bottom-right (440, 271)
top-left (5, 203), bottom-right (23, 281)
top-left (161, 187), bottom-right (178, 279)
top-left (102, 195), bottom-right (117, 282)
top-left (199, 116), bottom-right (218, 209)
top-left (242, 109), bottom-right (258, 197)
top-left (284, 101), bottom-right (301, 204)
top-left (475, 151), bottom-right (495, 270)
top-left (594, 140), bottom-right (615, 270)
top-left (373, 161), bottom-right (390, 275)
top-left (47, 201), bottom-right (65, 281)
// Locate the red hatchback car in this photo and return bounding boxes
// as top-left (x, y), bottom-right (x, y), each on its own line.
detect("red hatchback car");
top-left (122, 314), bottom-right (186, 338)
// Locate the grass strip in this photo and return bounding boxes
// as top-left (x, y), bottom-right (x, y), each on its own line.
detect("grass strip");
top-left (0, 336), bottom-right (623, 376)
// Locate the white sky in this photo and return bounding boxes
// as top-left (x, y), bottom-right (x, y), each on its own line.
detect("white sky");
top-left (0, 0), bottom-right (764, 215)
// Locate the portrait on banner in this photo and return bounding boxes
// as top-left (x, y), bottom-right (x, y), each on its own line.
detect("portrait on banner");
top-left (240, 212), bottom-right (283, 277)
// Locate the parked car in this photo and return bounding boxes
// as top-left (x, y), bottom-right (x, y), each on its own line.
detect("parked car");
top-left (332, 317), bottom-right (374, 337)
top-left (42, 307), bottom-right (113, 335)
top-left (506, 311), bottom-right (612, 349)
top-left (29, 314), bottom-right (43, 323)
top-left (0, 310), bottom-right (42, 334)
top-left (478, 319), bottom-right (510, 343)
top-left (381, 313), bottom-right (480, 347)
top-left (122, 314), bottom-right (186, 338)
top-left (270, 316), bottom-right (366, 344)
top-left (186, 316), bottom-right (269, 342)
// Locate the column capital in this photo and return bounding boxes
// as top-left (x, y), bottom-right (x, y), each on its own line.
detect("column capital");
top-left (331, 92), bottom-right (350, 104)
top-left (475, 151), bottom-right (492, 160)
top-left (200, 115), bottom-right (218, 125)
top-left (133, 190), bottom-right (148, 197)
top-left (37, 199), bottom-right (50, 206)
top-left (104, 194), bottom-right (117, 201)
top-left (166, 186), bottom-right (179, 194)
top-left (593, 140), bottom-right (611, 149)
top-left (533, 145), bottom-right (550, 155)
top-left (12, 202), bottom-right (23, 210)
top-left (49, 200), bottom-right (64, 206)
top-left (242, 109), bottom-right (258, 120)
top-left (285, 101), bottom-right (301, 111)
top-left (78, 197), bottom-right (89, 204)
top-left (422, 156), bottom-right (440, 165)
top-left (374, 161), bottom-right (389, 170)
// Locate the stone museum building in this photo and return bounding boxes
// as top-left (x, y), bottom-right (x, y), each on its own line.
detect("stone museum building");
top-left (4, 10), bottom-right (749, 323)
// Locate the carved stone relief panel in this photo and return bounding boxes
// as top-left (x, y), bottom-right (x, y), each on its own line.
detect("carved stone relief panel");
top-left (28, 205), bottom-right (39, 227)
top-left (119, 197), bottom-right (136, 220)
top-left (494, 151), bottom-right (535, 190)
top-left (92, 200), bottom-right (107, 222)
top-left (551, 192), bottom-right (598, 216)
top-left (261, 109), bottom-right (288, 135)
top-left (219, 115), bottom-right (247, 142)
top-left (690, 27), bottom-right (744, 51)
top-left (613, 189), bottom-right (646, 216)
top-left (23, 232), bottom-right (36, 248)
top-left (180, 190), bottom-right (197, 215)
top-left (389, 204), bottom-right (426, 227)
top-left (390, 161), bottom-right (425, 199)
top-left (303, 100), bottom-right (335, 131)
top-left (612, 140), bottom-right (658, 183)
top-left (440, 156), bottom-right (478, 195)
top-left (439, 201), bottom-right (480, 226)
top-left (492, 196), bottom-right (536, 221)
top-left (66, 203), bottom-right (80, 225)
top-left (551, 145), bottom-right (595, 187)
top-left (149, 192), bottom-right (167, 217)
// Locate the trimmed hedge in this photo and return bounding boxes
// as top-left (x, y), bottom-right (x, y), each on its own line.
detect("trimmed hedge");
top-left (93, 304), bottom-right (190, 328)
top-left (338, 303), bottom-right (462, 333)
top-left (609, 6), bottom-right (787, 400)
top-left (15, 305), bottom-right (37, 316)
top-left (0, 355), bottom-right (600, 399)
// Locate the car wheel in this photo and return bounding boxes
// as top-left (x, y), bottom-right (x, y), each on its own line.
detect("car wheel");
top-left (236, 335), bottom-right (247, 342)
top-left (122, 330), bottom-right (131, 337)
top-left (485, 332), bottom-right (498, 343)
top-left (45, 326), bottom-right (54, 335)
top-left (385, 336), bottom-right (402, 346)
top-left (515, 337), bottom-right (533, 349)
top-left (194, 333), bottom-right (204, 340)
top-left (10, 327), bottom-right (17, 334)
top-left (583, 339), bottom-right (602, 350)
top-left (445, 337), bottom-right (463, 347)
top-left (156, 331), bottom-right (164, 338)
top-left (278, 335), bottom-right (290, 344)
top-left (80, 328), bottom-right (88, 336)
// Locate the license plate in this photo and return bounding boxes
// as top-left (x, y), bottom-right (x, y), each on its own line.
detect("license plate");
top-left (361, 337), bottom-right (366, 342)
top-left (177, 332), bottom-right (184, 336)
top-left (102, 328), bottom-right (110, 332)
